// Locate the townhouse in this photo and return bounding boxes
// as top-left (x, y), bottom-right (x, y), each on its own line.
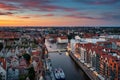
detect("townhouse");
top-left (74, 42), bottom-right (120, 80)
top-left (0, 57), bottom-right (6, 80)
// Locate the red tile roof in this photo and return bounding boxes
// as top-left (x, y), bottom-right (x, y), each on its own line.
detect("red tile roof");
top-left (58, 36), bottom-right (68, 39)
top-left (0, 31), bottom-right (21, 39)
top-left (0, 57), bottom-right (6, 70)
top-left (32, 51), bottom-right (40, 56)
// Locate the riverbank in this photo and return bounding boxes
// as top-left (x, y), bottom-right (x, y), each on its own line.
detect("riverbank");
top-left (69, 52), bottom-right (100, 80)
top-left (45, 39), bottom-right (91, 80)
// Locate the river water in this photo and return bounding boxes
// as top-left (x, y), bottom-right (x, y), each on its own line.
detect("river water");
top-left (45, 40), bottom-right (90, 80)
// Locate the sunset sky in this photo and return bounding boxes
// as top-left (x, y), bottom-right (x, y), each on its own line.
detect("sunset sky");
top-left (0, 0), bottom-right (120, 26)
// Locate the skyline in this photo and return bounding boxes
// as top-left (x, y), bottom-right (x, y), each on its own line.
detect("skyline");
top-left (0, 0), bottom-right (120, 26)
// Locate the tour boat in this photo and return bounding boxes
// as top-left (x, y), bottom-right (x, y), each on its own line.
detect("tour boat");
top-left (58, 68), bottom-right (65, 79)
top-left (54, 68), bottom-right (65, 80)
top-left (54, 68), bottom-right (60, 80)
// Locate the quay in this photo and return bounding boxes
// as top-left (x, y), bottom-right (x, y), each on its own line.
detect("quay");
top-left (69, 52), bottom-right (100, 80)
top-left (47, 49), bottom-right (67, 53)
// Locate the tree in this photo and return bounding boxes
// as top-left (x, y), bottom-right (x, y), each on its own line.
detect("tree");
top-left (0, 43), bottom-right (3, 51)
top-left (0, 74), bottom-right (2, 80)
top-left (67, 33), bottom-right (74, 43)
top-left (22, 54), bottom-right (31, 65)
top-left (27, 66), bottom-right (35, 80)
top-left (19, 74), bottom-right (27, 80)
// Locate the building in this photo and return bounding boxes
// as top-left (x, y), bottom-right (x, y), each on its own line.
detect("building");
top-left (0, 64), bottom-right (6, 80)
top-left (73, 39), bottom-right (120, 80)
top-left (0, 58), bottom-right (6, 70)
top-left (57, 36), bottom-right (68, 43)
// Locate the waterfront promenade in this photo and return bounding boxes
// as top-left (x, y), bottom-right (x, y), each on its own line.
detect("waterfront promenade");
top-left (69, 52), bottom-right (101, 80)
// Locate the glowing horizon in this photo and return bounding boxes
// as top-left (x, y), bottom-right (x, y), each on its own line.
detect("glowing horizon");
top-left (0, 0), bottom-right (120, 26)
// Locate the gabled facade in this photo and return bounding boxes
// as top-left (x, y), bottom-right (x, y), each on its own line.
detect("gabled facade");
top-left (74, 41), bottom-right (120, 80)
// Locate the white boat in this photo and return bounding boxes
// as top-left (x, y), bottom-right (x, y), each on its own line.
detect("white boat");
top-left (58, 68), bottom-right (65, 79)
top-left (54, 69), bottom-right (60, 80)
top-left (39, 76), bottom-right (44, 80)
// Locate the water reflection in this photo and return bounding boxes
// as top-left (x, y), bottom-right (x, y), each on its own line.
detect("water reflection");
top-left (65, 52), bottom-right (69, 56)
top-left (49, 52), bottom-right (90, 80)
top-left (46, 40), bottom-right (90, 80)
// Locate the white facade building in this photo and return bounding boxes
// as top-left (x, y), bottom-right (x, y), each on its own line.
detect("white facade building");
top-left (70, 39), bottom-right (80, 53)
top-left (81, 38), bottom-right (106, 44)
top-left (0, 65), bottom-right (6, 80)
top-left (57, 37), bottom-right (68, 43)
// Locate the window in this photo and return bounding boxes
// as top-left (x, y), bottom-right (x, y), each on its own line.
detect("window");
top-left (112, 60), bottom-right (114, 62)
top-left (114, 64), bottom-right (116, 68)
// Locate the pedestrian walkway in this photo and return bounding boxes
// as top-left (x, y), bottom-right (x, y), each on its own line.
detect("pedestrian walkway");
top-left (44, 54), bottom-right (55, 80)
top-left (44, 63), bottom-right (56, 80)
top-left (69, 52), bottom-right (100, 80)
top-left (48, 49), bottom-right (67, 53)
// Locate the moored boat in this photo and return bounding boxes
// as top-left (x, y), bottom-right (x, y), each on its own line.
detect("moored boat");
top-left (58, 68), bottom-right (65, 79)
top-left (54, 68), bottom-right (60, 80)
